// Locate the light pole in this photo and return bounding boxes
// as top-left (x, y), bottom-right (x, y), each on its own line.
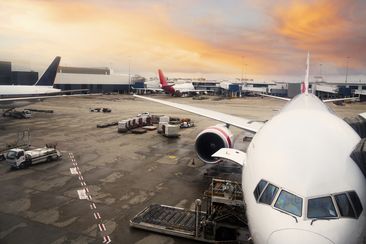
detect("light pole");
top-left (244, 64), bottom-right (248, 80)
top-left (345, 56), bottom-right (350, 83)
top-left (241, 56), bottom-right (244, 81)
top-left (128, 56), bottom-right (131, 94)
top-left (319, 63), bottom-right (322, 76)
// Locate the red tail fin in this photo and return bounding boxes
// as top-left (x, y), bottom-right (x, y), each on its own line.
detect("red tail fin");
top-left (158, 69), bottom-right (168, 87)
top-left (301, 81), bottom-right (306, 93)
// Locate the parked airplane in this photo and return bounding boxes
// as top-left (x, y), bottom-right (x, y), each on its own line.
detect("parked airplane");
top-left (132, 80), bottom-right (163, 94)
top-left (158, 69), bottom-right (208, 96)
top-left (134, 53), bottom-right (365, 244)
top-left (0, 57), bottom-right (88, 110)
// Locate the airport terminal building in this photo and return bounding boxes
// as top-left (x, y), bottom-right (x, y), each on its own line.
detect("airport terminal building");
top-left (54, 66), bottom-right (145, 93)
top-left (0, 61), bottom-right (38, 85)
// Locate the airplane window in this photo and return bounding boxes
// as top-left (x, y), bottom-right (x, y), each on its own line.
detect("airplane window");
top-left (259, 184), bottom-right (278, 205)
top-left (274, 190), bottom-right (303, 217)
top-left (307, 196), bottom-right (337, 218)
top-left (348, 191), bottom-right (363, 218)
top-left (254, 180), bottom-right (267, 201)
top-left (335, 193), bottom-right (355, 218)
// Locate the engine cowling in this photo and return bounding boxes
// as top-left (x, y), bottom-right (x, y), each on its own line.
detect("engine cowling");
top-left (195, 124), bottom-right (234, 163)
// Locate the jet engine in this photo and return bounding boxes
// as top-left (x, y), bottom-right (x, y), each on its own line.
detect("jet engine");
top-left (195, 124), bottom-right (234, 163)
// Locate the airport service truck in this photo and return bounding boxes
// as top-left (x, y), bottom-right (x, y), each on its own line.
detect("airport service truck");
top-left (3, 110), bottom-right (32, 119)
top-left (6, 147), bottom-right (62, 169)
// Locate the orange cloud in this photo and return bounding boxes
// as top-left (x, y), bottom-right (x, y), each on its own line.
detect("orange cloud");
top-left (1, 0), bottom-right (279, 77)
top-left (274, 0), bottom-right (366, 69)
top-left (1, 0), bottom-right (365, 77)
top-left (0, 0), bottom-right (266, 75)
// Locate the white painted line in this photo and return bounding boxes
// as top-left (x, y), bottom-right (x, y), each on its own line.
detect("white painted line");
top-left (98, 223), bottom-right (106, 232)
top-left (103, 235), bottom-right (111, 243)
top-left (73, 162), bottom-right (78, 166)
top-left (90, 203), bottom-right (97, 209)
top-left (80, 175), bottom-right (84, 181)
top-left (70, 168), bottom-right (78, 175)
top-left (88, 195), bottom-right (92, 200)
top-left (85, 187), bottom-right (89, 193)
top-left (80, 181), bottom-right (86, 186)
top-left (76, 167), bottom-right (80, 171)
top-left (77, 189), bottom-right (88, 200)
top-left (94, 212), bottom-right (101, 220)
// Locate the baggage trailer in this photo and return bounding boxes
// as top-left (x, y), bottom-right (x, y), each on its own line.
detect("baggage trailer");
top-left (130, 179), bottom-right (250, 243)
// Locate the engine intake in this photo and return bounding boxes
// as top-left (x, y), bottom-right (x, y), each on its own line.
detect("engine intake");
top-left (195, 125), bottom-right (233, 163)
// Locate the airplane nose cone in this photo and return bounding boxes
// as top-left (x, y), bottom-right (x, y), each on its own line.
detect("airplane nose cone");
top-left (268, 229), bottom-right (334, 244)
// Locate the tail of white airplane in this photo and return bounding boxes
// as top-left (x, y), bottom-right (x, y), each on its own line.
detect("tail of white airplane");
top-left (34, 56), bottom-right (61, 87)
top-left (303, 52), bottom-right (310, 94)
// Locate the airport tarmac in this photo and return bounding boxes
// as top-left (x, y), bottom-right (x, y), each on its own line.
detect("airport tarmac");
top-left (0, 94), bottom-right (365, 244)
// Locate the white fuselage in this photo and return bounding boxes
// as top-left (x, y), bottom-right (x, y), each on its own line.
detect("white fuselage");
top-left (243, 93), bottom-right (366, 244)
top-left (173, 82), bottom-right (195, 93)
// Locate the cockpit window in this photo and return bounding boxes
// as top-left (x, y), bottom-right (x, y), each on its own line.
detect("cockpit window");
top-left (274, 190), bottom-right (303, 217)
top-left (348, 191), bottom-right (363, 218)
top-left (259, 184), bottom-right (278, 205)
top-left (254, 180), bottom-right (267, 201)
top-left (307, 196), bottom-right (337, 218)
top-left (335, 193), bottom-right (355, 218)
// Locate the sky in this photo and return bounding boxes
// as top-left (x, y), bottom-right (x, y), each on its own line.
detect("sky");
top-left (0, 0), bottom-right (365, 81)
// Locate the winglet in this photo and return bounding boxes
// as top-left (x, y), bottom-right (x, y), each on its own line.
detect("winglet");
top-left (303, 52), bottom-right (310, 94)
top-left (34, 56), bottom-right (61, 86)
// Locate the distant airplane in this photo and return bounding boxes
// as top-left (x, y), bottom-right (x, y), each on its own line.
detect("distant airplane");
top-left (158, 69), bottom-right (208, 96)
top-left (0, 57), bottom-right (89, 110)
top-left (132, 80), bottom-right (163, 93)
top-left (135, 53), bottom-right (365, 244)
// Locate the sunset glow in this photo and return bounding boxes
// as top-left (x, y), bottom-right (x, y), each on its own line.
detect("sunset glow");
top-left (0, 0), bottom-right (365, 79)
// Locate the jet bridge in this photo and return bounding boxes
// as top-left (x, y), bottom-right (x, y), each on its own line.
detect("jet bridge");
top-left (130, 178), bottom-right (250, 243)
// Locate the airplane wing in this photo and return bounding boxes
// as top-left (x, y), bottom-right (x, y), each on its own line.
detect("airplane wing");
top-left (322, 97), bottom-right (359, 103)
top-left (134, 95), bottom-right (264, 133)
top-left (260, 93), bottom-right (291, 101)
top-left (260, 94), bottom-right (359, 103)
top-left (132, 87), bottom-right (163, 92)
top-left (0, 94), bottom-right (97, 102)
top-left (58, 89), bottom-right (90, 94)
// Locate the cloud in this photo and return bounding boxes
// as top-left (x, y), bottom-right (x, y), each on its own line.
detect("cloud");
top-left (273, 0), bottom-right (366, 72)
top-left (0, 0), bottom-right (365, 77)
top-left (0, 0), bottom-right (255, 74)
